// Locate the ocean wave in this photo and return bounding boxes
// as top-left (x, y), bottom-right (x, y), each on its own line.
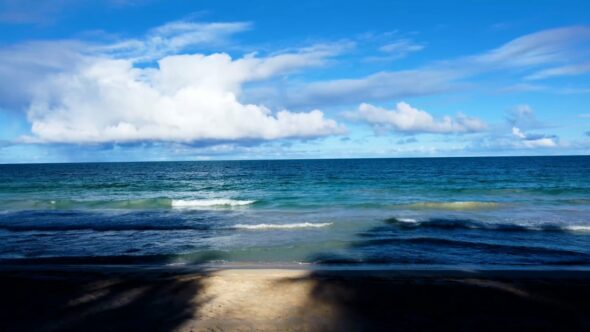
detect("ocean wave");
top-left (385, 217), bottom-right (590, 234)
top-left (361, 236), bottom-right (589, 257)
top-left (564, 225), bottom-right (590, 233)
top-left (407, 201), bottom-right (501, 210)
top-left (0, 224), bottom-right (210, 232)
top-left (234, 222), bottom-right (333, 230)
top-left (171, 199), bottom-right (255, 208)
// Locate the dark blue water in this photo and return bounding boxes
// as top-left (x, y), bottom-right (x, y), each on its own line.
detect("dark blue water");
top-left (0, 156), bottom-right (589, 268)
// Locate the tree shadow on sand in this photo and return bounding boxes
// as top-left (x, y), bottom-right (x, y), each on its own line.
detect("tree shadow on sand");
top-left (275, 217), bottom-right (590, 331)
top-left (0, 253), bottom-right (223, 332)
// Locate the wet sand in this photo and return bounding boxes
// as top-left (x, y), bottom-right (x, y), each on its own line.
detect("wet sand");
top-left (1, 267), bottom-right (590, 331)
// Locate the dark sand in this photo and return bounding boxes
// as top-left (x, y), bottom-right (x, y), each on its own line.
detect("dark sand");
top-left (1, 266), bottom-right (590, 331)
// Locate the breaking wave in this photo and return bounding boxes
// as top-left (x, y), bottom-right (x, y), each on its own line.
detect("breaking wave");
top-left (234, 222), bottom-right (333, 230)
top-left (385, 217), bottom-right (590, 233)
top-left (171, 199), bottom-right (255, 208)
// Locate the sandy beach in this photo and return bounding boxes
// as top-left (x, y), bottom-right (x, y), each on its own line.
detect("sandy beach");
top-left (1, 266), bottom-right (589, 331)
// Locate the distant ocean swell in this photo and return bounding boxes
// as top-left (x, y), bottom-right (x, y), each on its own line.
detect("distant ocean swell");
top-left (405, 201), bottom-right (501, 210)
top-left (0, 199), bottom-right (509, 211)
top-left (0, 198), bottom-right (256, 210)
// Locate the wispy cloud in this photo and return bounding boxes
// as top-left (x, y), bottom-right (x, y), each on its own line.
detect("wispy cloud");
top-left (98, 21), bottom-right (253, 62)
top-left (272, 68), bottom-right (463, 108)
top-left (470, 26), bottom-right (590, 68)
top-left (254, 26), bottom-right (590, 109)
top-left (363, 38), bottom-right (425, 62)
top-left (525, 62), bottom-right (590, 80)
top-left (505, 104), bottom-right (547, 129)
top-left (0, 0), bottom-right (144, 24)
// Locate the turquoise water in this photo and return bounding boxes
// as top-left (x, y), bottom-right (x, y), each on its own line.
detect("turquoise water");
top-left (0, 156), bottom-right (589, 268)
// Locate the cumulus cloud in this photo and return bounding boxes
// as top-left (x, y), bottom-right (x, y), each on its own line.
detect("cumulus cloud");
top-left (348, 102), bottom-right (487, 134)
top-left (24, 50), bottom-right (345, 143)
top-left (0, 19), bottom-right (255, 110)
top-left (511, 127), bottom-right (557, 148)
top-left (0, 19), bottom-right (349, 144)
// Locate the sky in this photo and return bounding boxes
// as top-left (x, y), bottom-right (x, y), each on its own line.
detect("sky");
top-left (0, 0), bottom-right (589, 163)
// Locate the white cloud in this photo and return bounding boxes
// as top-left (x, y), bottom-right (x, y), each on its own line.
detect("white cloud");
top-left (0, 19), bottom-right (348, 145)
top-left (511, 126), bottom-right (557, 148)
top-left (0, 20), bottom-right (253, 109)
top-left (349, 102), bottom-right (487, 134)
top-left (24, 51), bottom-right (345, 144)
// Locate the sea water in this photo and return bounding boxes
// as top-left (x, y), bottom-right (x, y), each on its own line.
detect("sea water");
top-left (0, 156), bottom-right (589, 268)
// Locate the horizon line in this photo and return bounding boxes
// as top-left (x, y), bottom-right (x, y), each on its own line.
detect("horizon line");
top-left (1, 154), bottom-right (588, 166)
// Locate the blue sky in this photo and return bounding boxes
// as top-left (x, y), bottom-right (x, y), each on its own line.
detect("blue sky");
top-left (0, 0), bottom-right (589, 163)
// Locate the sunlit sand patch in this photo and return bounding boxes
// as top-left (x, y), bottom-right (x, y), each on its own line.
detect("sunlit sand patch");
top-left (178, 269), bottom-right (333, 331)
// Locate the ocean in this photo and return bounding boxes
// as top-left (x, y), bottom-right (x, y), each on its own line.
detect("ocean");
top-left (0, 156), bottom-right (589, 269)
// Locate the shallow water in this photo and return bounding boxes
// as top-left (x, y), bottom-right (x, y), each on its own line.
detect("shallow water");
top-left (0, 156), bottom-right (589, 268)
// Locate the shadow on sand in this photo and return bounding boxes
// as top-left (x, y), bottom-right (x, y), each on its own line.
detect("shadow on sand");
top-left (273, 218), bottom-right (590, 331)
top-left (0, 268), bottom-right (210, 332)
top-left (0, 251), bottom-right (223, 332)
top-left (276, 269), bottom-right (590, 331)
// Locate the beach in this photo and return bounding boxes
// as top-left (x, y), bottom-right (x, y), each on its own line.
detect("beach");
top-left (1, 266), bottom-right (590, 331)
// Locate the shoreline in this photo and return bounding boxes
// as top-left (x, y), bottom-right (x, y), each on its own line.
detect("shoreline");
top-left (3, 261), bottom-right (590, 275)
top-left (2, 266), bottom-right (590, 331)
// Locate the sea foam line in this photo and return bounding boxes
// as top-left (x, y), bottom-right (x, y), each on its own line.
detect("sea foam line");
top-left (565, 225), bottom-right (590, 233)
top-left (171, 199), bottom-right (255, 208)
top-left (234, 222), bottom-right (333, 230)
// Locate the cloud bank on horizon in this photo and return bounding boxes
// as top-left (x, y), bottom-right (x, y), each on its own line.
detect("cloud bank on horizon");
top-left (0, 0), bottom-right (589, 162)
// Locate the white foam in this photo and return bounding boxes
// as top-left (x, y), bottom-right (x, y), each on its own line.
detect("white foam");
top-left (171, 199), bottom-right (255, 208)
top-left (234, 222), bottom-right (333, 230)
top-left (396, 218), bottom-right (419, 223)
top-left (564, 225), bottom-right (590, 233)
